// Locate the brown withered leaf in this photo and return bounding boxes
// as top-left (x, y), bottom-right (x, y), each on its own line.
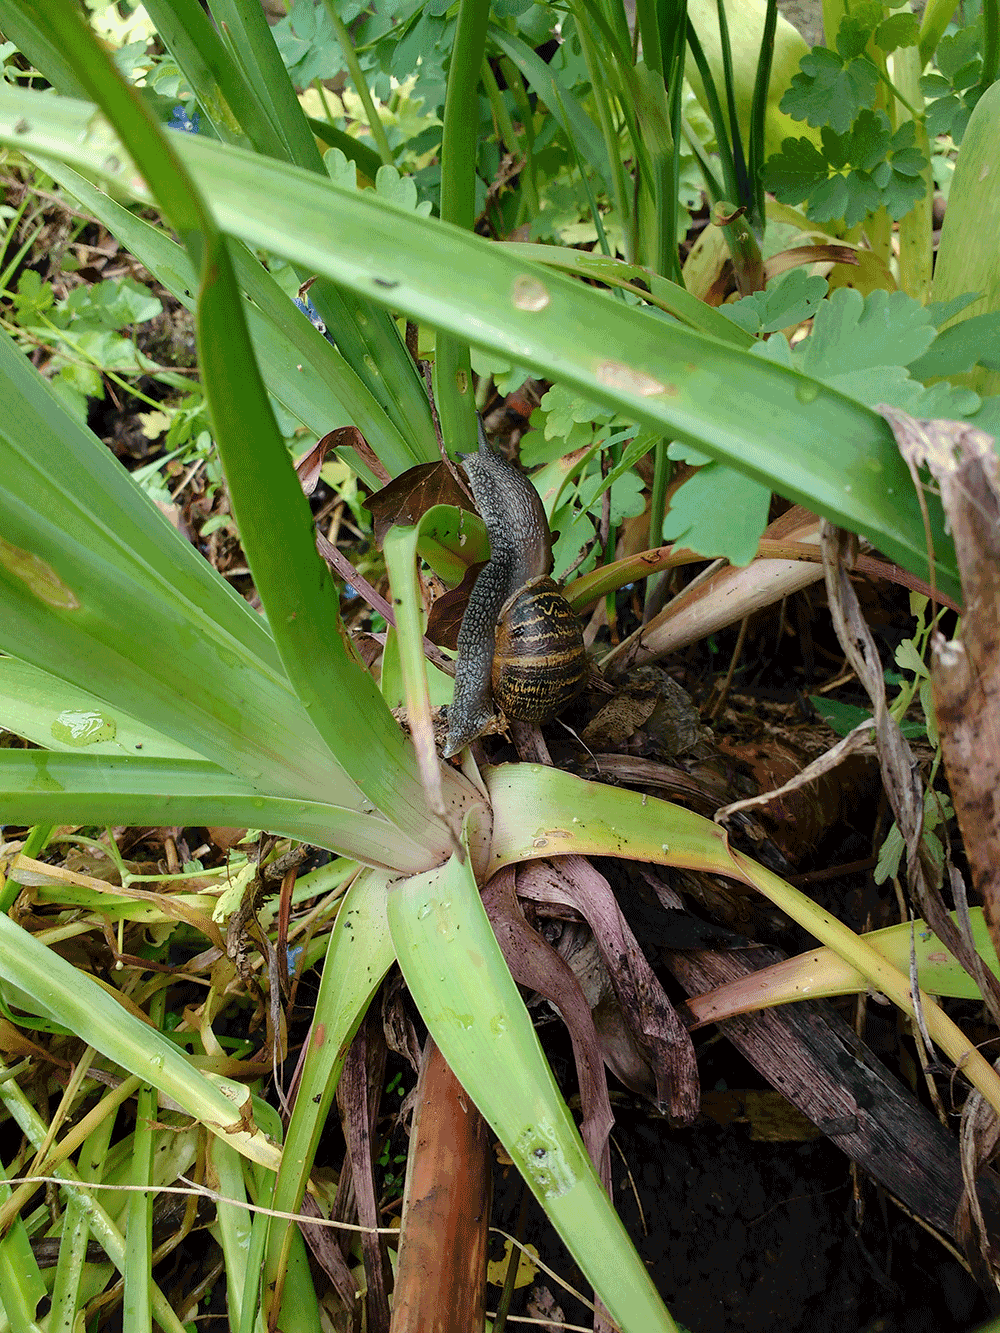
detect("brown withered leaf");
top-left (878, 407), bottom-right (1000, 1016)
top-left (765, 244), bottom-right (858, 281)
top-left (205, 826), bottom-right (250, 852)
top-left (295, 426), bottom-right (383, 496)
top-left (482, 866), bottom-right (615, 1185)
top-left (364, 460), bottom-right (470, 548)
top-left (518, 856), bottom-right (700, 1124)
top-left (425, 560), bottom-right (486, 649)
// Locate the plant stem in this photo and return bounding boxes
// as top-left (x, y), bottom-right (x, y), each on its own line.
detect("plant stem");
top-left (892, 25), bottom-right (933, 302)
top-left (434, 0), bottom-right (491, 452)
top-left (731, 850), bottom-right (1000, 1114)
top-left (319, 0), bottom-right (394, 166)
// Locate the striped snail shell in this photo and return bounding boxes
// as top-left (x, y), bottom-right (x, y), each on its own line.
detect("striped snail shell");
top-left (491, 576), bottom-right (588, 722)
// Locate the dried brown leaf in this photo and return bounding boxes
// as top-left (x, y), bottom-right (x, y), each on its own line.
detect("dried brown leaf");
top-left (364, 462), bottom-right (470, 548)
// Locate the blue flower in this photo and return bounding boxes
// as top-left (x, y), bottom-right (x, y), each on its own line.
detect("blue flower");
top-left (168, 105), bottom-right (200, 135)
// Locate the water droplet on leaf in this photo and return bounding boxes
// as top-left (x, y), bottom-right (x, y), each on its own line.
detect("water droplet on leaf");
top-left (511, 275), bottom-right (550, 311)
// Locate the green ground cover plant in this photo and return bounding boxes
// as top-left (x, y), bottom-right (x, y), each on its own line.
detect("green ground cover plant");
top-left (1, 0), bottom-right (999, 1328)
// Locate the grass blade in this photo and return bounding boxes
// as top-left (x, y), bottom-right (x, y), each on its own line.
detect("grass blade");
top-left (264, 868), bottom-right (395, 1311)
top-left (0, 751), bottom-right (437, 871)
top-left (388, 841), bottom-right (681, 1333)
top-left (0, 912), bottom-right (284, 1170)
top-left (0, 89), bottom-right (962, 600)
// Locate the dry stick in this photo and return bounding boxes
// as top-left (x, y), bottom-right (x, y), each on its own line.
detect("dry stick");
top-left (708, 614), bottom-right (749, 722)
top-left (314, 529), bottom-right (455, 675)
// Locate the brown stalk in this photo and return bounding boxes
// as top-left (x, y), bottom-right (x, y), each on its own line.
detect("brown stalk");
top-left (390, 1037), bottom-right (492, 1333)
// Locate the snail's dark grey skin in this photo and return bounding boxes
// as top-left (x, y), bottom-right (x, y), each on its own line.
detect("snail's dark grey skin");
top-left (443, 420), bottom-right (585, 757)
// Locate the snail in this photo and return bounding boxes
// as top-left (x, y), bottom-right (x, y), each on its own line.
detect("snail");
top-left (443, 420), bottom-right (587, 757)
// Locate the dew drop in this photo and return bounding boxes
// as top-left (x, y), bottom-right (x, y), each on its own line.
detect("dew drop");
top-left (511, 274), bottom-right (551, 311)
top-left (795, 380), bottom-right (819, 404)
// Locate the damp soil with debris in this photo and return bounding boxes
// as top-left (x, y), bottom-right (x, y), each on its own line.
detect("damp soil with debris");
top-left (480, 1033), bottom-right (991, 1333)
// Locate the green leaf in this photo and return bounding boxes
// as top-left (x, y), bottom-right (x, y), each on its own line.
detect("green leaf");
top-left (0, 750), bottom-right (435, 871)
top-left (661, 460), bottom-right (771, 565)
top-left (265, 868), bottom-right (396, 1305)
top-left (907, 312), bottom-right (1000, 379)
top-left (388, 839), bottom-right (681, 1333)
top-left (792, 288), bottom-right (980, 416)
top-left (765, 110), bottom-right (928, 227)
top-left (874, 12), bottom-right (919, 52)
top-left (0, 911), bottom-right (284, 1172)
top-left (719, 269), bottom-right (828, 336)
top-left (837, 2), bottom-right (883, 58)
top-left (0, 85), bottom-right (963, 600)
top-left (799, 287), bottom-right (935, 376)
top-left (937, 24), bottom-right (983, 79)
top-left (761, 134), bottom-right (830, 205)
top-left (920, 25), bottom-right (985, 144)
top-left (810, 695), bottom-right (872, 735)
top-left (487, 23), bottom-right (613, 194)
top-left (0, 656), bottom-right (205, 759)
top-left (779, 45), bottom-right (878, 134)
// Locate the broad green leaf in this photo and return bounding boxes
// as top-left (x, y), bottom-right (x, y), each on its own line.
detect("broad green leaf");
top-left (388, 838), bottom-right (681, 1333)
top-left (793, 288), bottom-right (980, 416)
top-left (661, 459), bottom-right (772, 565)
top-left (907, 312), bottom-right (1000, 380)
top-left (15, 0), bottom-right (455, 849)
top-left (765, 111), bottom-right (928, 227)
top-left (0, 87), bottom-right (961, 601)
top-left (0, 750), bottom-right (436, 872)
top-left (779, 45), bottom-right (879, 134)
top-left (0, 656), bottom-right (204, 759)
top-left (720, 269), bottom-right (828, 335)
top-left (501, 240), bottom-right (755, 345)
top-left (0, 326), bottom-right (361, 808)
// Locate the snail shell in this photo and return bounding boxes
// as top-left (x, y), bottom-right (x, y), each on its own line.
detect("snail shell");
top-left (491, 576), bottom-right (587, 722)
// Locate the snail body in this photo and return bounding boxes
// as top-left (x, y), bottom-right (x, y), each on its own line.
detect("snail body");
top-left (443, 422), bottom-right (586, 757)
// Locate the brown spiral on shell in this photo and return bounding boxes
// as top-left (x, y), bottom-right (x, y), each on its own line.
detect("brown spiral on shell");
top-left (491, 576), bottom-right (588, 722)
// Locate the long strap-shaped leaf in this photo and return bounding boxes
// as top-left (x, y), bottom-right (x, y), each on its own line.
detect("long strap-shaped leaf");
top-left (0, 912), bottom-right (283, 1171)
top-left (0, 751), bottom-right (436, 873)
top-left (0, 86), bottom-right (959, 598)
top-left (0, 328), bottom-right (364, 807)
top-left (486, 763), bottom-right (1000, 1112)
top-left (3, 2), bottom-right (461, 852)
top-left (387, 835), bottom-right (682, 1333)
